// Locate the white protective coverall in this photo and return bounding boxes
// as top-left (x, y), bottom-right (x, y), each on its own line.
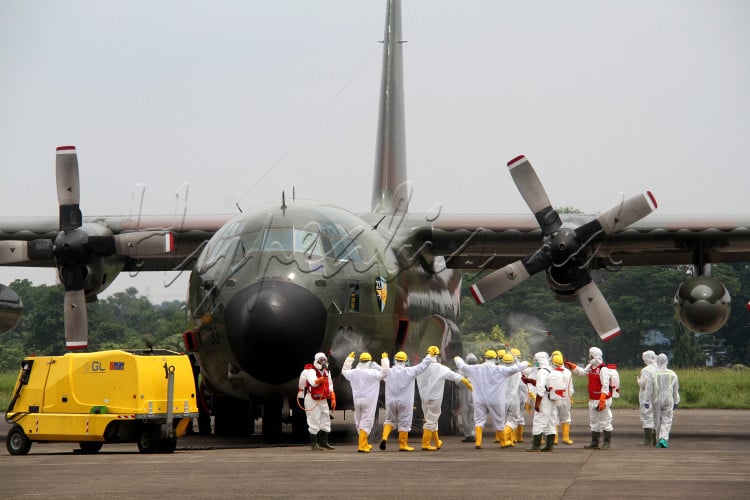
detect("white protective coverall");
top-left (531, 352), bottom-right (557, 439)
top-left (459, 353), bottom-right (478, 440)
top-left (638, 350), bottom-right (658, 433)
top-left (454, 355), bottom-right (529, 438)
top-left (384, 354), bottom-right (433, 431)
top-left (416, 361), bottom-right (465, 432)
top-left (341, 354), bottom-right (389, 435)
top-left (297, 353), bottom-right (335, 435)
top-left (645, 353), bottom-right (680, 447)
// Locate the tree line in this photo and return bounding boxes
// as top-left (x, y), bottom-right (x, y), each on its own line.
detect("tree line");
top-left (1, 263), bottom-right (748, 372)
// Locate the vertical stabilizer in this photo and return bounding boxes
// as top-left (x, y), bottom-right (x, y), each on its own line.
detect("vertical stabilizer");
top-left (371, 0), bottom-right (408, 215)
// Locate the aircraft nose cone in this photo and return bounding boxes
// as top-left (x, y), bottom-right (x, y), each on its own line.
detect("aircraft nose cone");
top-left (225, 280), bottom-right (327, 385)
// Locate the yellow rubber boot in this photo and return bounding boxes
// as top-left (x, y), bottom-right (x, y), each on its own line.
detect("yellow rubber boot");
top-left (501, 426), bottom-right (514, 448)
top-left (398, 431), bottom-right (414, 452)
top-left (475, 426), bottom-right (483, 449)
top-left (516, 424), bottom-right (525, 443)
top-left (511, 425), bottom-right (518, 444)
top-left (554, 425), bottom-right (559, 444)
top-left (432, 430), bottom-right (443, 450)
top-left (380, 423), bottom-right (393, 450)
top-left (494, 430), bottom-right (502, 443)
top-left (358, 429), bottom-right (371, 453)
top-left (421, 430), bottom-right (437, 451)
top-left (562, 422), bottom-right (574, 445)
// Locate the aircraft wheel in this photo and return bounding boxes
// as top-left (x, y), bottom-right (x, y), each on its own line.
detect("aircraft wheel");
top-left (6, 425), bottom-right (32, 455)
top-left (78, 442), bottom-right (103, 454)
top-left (137, 427), bottom-right (160, 453)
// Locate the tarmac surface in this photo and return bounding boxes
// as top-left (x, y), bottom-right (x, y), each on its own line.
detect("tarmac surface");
top-left (1, 407), bottom-right (749, 499)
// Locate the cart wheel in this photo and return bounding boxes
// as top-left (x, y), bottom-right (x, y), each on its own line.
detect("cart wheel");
top-left (78, 442), bottom-right (103, 454)
top-left (137, 427), bottom-right (160, 453)
top-left (157, 437), bottom-right (177, 453)
top-left (6, 425), bottom-right (32, 455)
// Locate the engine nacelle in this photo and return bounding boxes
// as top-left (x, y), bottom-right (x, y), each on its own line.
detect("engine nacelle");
top-left (673, 276), bottom-right (731, 333)
top-left (0, 284), bottom-right (23, 334)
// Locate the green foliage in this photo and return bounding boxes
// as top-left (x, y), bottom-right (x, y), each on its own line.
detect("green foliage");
top-left (460, 263), bottom-right (750, 368)
top-left (0, 280), bottom-right (189, 371)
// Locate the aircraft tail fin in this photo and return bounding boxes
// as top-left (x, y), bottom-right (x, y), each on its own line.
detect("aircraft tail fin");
top-left (371, 0), bottom-right (409, 215)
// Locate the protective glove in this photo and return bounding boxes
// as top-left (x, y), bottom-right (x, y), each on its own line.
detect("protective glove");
top-left (534, 394), bottom-right (542, 413)
top-left (597, 392), bottom-right (607, 411)
top-left (521, 374), bottom-right (529, 385)
top-left (348, 352), bottom-right (355, 359)
top-left (564, 361), bottom-right (577, 370)
top-left (382, 352), bottom-right (388, 359)
top-left (330, 392), bottom-right (337, 411)
top-left (314, 376), bottom-right (326, 386)
top-left (644, 403), bottom-right (650, 409)
top-left (460, 378), bottom-right (473, 392)
top-left (673, 403), bottom-right (678, 410)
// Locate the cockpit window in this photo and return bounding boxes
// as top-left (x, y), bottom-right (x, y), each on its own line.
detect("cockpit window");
top-left (247, 225), bottom-right (364, 262)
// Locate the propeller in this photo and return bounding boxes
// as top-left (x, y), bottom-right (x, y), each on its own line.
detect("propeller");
top-left (0, 146), bottom-right (174, 349)
top-left (470, 155), bottom-right (657, 341)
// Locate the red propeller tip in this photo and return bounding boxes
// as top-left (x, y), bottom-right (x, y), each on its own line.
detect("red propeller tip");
top-left (646, 191), bottom-right (657, 209)
top-left (56, 145), bottom-right (76, 152)
top-left (601, 328), bottom-right (622, 342)
top-left (469, 285), bottom-right (485, 305)
top-left (507, 155), bottom-right (526, 167)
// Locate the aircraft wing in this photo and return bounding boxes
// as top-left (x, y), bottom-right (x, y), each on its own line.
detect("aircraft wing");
top-left (415, 213), bottom-right (750, 270)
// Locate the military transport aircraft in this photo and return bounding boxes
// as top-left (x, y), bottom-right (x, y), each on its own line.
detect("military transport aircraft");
top-left (1, 0), bottom-right (750, 439)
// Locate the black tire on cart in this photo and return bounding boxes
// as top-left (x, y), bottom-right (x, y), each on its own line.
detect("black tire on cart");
top-left (137, 426), bottom-right (160, 453)
top-left (158, 437), bottom-right (177, 453)
top-left (6, 425), bottom-right (32, 456)
top-left (78, 442), bottom-right (103, 453)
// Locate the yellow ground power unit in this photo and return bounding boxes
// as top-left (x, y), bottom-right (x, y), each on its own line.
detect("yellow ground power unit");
top-left (5, 349), bottom-right (198, 455)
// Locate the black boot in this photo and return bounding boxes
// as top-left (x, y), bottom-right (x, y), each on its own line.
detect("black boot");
top-left (641, 428), bottom-right (653, 445)
top-left (540, 434), bottom-right (555, 452)
top-left (528, 434), bottom-right (543, 452)
top-left (599, 430), bottom-right (612, 450)
top-left (318, 431), bottom-right (335, 450)
top-left (584, 431), bottom-right (600, 449)
top-left (310, 433), bottom-right (321, 451)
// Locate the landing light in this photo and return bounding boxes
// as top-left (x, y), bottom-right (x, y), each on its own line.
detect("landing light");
top-left (287, 272), bottom-right (296, 281)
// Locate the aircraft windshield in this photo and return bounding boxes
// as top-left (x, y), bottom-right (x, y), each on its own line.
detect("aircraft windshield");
top-left (251, 227), bottom-right (365, 262)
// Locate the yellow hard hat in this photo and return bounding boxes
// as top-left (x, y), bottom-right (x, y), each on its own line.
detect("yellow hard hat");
top-left (394, 351), bottom-right (408, 362)
top-left (502, 352), bottom-right (515, 364)
top-left (427, 345), bottom-right (440, 356)
top-left (511, 348), bottom-right (521, 357)
top-left (496, 349), bottom-right (506, 358)
top-left (484, 349), bottom-right (497, 359)
top-left (552, 352), bottom-right (564, 367)
top-left (359, 352), bottom-right (372, 362)
top-left (551, 350), bottom-right (562, 357)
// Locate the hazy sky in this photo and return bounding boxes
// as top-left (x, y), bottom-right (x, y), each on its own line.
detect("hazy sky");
top-left (1, 0), bottom-right (749, 302)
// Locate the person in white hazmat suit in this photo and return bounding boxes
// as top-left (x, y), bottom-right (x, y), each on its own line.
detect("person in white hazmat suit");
top-left (566, 346), bottom-right (614, 449)
top-left (341, 351), bottom-right (390, 453)
top-left (454, 350), bottom-right (528, 450)
top-left (297, 352), bottom-right (336, 450)
top-left (523, 352), bottom-right (560, 451)
top-left (416, 346), bottom-right (473, 451)
top-left (551, 350), bottom-right (574, 445)
top-left (379, 351), bottom-right (434, 451)
top-left (645, 353), bottom-right (680, 448)
top-left (637, 350), bottom-right (658, 446)
top-left (459, 353), bottom-right (478, 443)
top-left (500, 351), bottom-right (523, 448)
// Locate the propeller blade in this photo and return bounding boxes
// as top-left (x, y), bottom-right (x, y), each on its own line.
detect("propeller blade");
top-left (0, 239), bottom-right (55, 264)
top-left (64, 289), bottom-right (88, 349)
top-left (0, 241), bottom-right (29, 264)
top-left (576, 282), bottom-right (621, 341)
top-left (470, 260), bottom-right (531, 304)
top-left (56, 145), bottom-right (82, 231)
top-left (114, 231), bottom-right (175, 257)
top-left (507, 155), bottom-right (561, 236)
top-left (595, 191), bottom-right (657, 235)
